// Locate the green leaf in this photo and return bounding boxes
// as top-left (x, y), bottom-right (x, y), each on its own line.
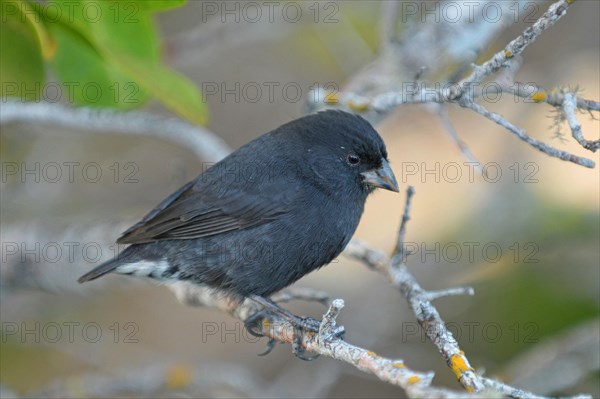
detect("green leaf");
top-left (111, 54), bottom-right (209, 125)
top-left (0, 7), bottom-right (45, 101)
top-left (133, 0), bottom-right (188, 12)
top-left (78, 1), bottom-right (160, 62)
top-left (43, 0), bottom-right (208, 124)
top-left (48, 21), bottom-right (148, 108)
top-left (7, 0), bottom-right (56, 59)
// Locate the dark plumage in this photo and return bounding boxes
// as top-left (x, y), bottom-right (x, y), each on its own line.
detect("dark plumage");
top-left (78, 110), bottom-right (398, 298)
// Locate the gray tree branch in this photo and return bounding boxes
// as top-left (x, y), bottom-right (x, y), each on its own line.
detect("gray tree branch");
top-left (308, 0), bottom-right (598, 169)
top-left (0, 100), bottom-right (232, 162)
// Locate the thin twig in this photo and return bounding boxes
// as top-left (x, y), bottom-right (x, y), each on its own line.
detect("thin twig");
top-left (437, 106), bottom-right (485, 176)
top-left (318, 299), bottom-right (345, 339)
top-left (425, 287), bottom-right (475, 302)
top-left (455, 0), bottom-right (575, 97)
top-left (461, 101), bottom-right (595, 168)
top-left (500, 83), bottom-right (600, 112)
top-left (480, 378), bottom-right (547, 399)
top-left (393, 186), bottom-right (415, 264)
top-left (563, 93), bottom-right (600, 152)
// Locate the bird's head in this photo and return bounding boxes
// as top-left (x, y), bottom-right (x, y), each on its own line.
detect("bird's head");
top-left (281, 110), bottom-right (399, 195)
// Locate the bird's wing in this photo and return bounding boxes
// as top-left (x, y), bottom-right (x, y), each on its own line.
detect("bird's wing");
top-left (116, 180), bottom-right (290, 244)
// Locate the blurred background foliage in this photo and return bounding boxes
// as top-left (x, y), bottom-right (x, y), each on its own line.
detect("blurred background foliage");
top-left (1, 0), bottom-right (599, 398)
top-left (0, 0), bottom-right (208, 124)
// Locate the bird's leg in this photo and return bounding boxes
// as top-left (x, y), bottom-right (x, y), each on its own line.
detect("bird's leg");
top-left (256, 296), bottom-right (346, 339)
top-left (251, 295), bottom-right (321, 332)
top-left (249, 295), bottom-right (324, 360)
top-left (270, 288), bottom-right (330, 307)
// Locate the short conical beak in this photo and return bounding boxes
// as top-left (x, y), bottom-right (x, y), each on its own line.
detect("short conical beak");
top-left (361, 159), bottom-right (399, 192)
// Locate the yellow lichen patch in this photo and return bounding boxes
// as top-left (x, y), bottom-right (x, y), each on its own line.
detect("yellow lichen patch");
top-left (392, 362), bottom-right (406, 368)
top-left (566, 0), bottom-right (576, 4)
top-left (166, 364), bottom-right (193, 389)
top-left (347, 100), bottom-right (369, 112)
top-left (407, 376), bottom-right (421, 385)
top-left (531, 91), bottom-right (548, 102)
top-left (367, 351), bottom-right (380, 358)
top-left (450, 354), bottom-right (473, 379)
top-left (504, 50), bottom-right (513, 58)
top-left (324, 91), bottom-right (339, 105)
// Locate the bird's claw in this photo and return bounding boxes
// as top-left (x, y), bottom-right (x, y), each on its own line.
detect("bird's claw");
top-left (292, 326), bottom-right (319, 361)
top-left (288, 317), bottom-right (346, 361)
top-left (244, 309), bottom-right (269, 338)
top-left (257, 338), bottom-right (277, 356)
top-left (245, 309), bottom-right (281, 356)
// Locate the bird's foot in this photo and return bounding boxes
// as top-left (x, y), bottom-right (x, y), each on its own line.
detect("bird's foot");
top-left (246, 295), bottom-right (345, 360)
top-left (289, 321), bottom-right (344, 361)
top-left (292, 326), bottom-right (319, 361)
top-left (250, 295), bottom-right (320, 332)
top-left (244, 308), bottom-right (278, 356)
top-left (244, 307), bottom-right (321, 359)
top-left (244, 308), bottom-right (270, 338)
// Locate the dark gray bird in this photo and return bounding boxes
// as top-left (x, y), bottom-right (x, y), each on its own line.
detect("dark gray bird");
top-left (78, 110), bottom-right (398, 350)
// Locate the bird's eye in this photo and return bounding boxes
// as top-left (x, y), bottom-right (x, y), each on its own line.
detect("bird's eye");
top-left (346, 153), bottom-right (361, 166)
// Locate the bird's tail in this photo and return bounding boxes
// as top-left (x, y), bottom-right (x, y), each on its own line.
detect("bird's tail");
top-left (78, 245), bottom-right (171, 283)
top-left (78, 258), bottom-right (121, 283)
